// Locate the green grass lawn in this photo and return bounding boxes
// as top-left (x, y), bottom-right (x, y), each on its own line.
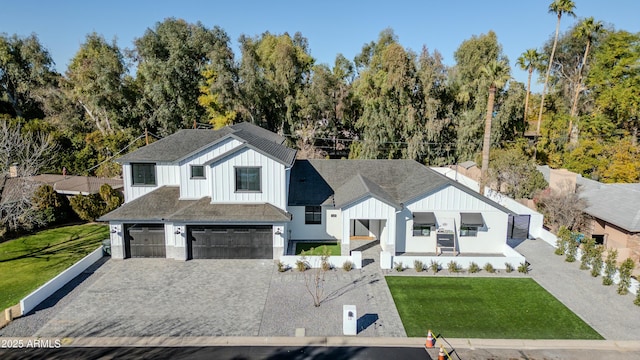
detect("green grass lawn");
top-left (386, 276), bottom-right (603, 339)
top-left (295, 242), bottom-right (341, 256)
top-left (0, 223), bottom-right (108, 310)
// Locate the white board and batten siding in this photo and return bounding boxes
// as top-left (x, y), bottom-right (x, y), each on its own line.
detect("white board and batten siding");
top-left (179, 138), bottom-right (243, 199)
top-left (122, 162), bottom-right (178, 202)
top-left (210, 148), bottom-right (287, 210)
top-left (341, 197), bottom-right (397, 248)
top-left (404, 185), bottom-right (509, 254)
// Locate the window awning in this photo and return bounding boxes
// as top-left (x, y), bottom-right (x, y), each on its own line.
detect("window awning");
top-left (460, 212), bottom-right (484, 227)
top-left (413, 212), bottom-right (436, 226)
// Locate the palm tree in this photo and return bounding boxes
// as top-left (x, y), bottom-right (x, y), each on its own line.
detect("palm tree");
top-left (568, 17), bottom-right (604, 143)
top-left (480, 59), bottom-right (511, 195)
top-left (516, 49), bottom-right (541, 133)
top-left (536, 0), bottom-right (576, 136)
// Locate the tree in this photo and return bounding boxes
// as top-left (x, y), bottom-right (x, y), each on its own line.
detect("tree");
top-left (0, 119), bottom-right (57, 232)
top-left (587, 30), bottom-right (640, 143)
top-left (451, 31), bottom-right (507, 161)
top-left (480, 59), bottom-right (510, 195)
top-left (352, 29), bottom-right (423, 160)
top-left (237, 31), bottom-right (313, 135)
top-left (488, 147), bottom-right (548, 199)
top-left (535, 184), bottom-right (586, 232)
top-left (69, 184), bottom-right (122, 221)
top-left (0, 33), bottom-right (58, 119)
top-left (32, 184), bottom-right (69, 224)
top-left (133, 18), bottom-right (234, 135)
top-left (617, 258), bottom-right (635, 295)
top-left (537, 0), bottom-right (576, 136)
top-left (567, 17), bottom-right (604, 143)
top-left (516, 49), bottom-right (541, 132)
top-left (65, 33), bottom-right (129, 134)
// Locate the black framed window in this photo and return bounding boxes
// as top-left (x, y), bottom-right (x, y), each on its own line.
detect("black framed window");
top-left (413, 224), bottom-right (431, 236)
top-left (460, 226), bottom-right (478, 237)
top-left (131, 163), bottom-right (156, 186)
top-left (191, 165), bottom-right (205, 179)
top-left (305, 206), bottom-right (322, 224)
top-left (235, 167), bottom-right (261, 192)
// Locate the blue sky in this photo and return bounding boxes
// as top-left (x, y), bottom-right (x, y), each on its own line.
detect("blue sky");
top-left (3, 0), bottom-right (639, 90)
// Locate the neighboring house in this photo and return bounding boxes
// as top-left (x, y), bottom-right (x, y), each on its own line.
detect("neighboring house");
top-left (100, 122), bottom-right (520, 263)
top-left (0, 172), bottom-right (123, 206)
top-left (539, 166), bottom-right (640, 267)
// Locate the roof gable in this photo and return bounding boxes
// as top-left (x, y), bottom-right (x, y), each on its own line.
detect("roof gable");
top-left (117, 122), bottom-right (296, 166)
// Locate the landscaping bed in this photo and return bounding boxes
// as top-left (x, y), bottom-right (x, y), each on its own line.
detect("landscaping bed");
top-left (294, 242), bottom-right (341, 256)
top-left (386, 276), bottom-right (603, 339)
top-left (0, 223), bottom-right (108, 309)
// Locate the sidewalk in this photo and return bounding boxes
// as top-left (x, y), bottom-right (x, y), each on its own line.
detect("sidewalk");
top-left (514, 239), bottom-right (640, 340)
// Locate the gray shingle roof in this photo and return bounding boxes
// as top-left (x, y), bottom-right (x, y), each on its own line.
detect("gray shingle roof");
top-left (117, 122), bottom-right (296, 166)
top-left (578, 179), bottom-right (640, 232)
top-left (98, 186), bottom-right (291, 223)
top-left (288, 159), bottom-right (513, 214)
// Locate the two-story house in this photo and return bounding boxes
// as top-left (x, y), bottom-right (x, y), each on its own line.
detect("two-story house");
top-left (101, 122), bottom-right (517, 262)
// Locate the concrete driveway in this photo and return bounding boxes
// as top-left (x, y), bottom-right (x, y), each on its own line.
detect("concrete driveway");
top-left (32, 259), bottom-right (275, 337)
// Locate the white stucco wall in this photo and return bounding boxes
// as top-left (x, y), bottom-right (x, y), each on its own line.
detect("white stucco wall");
top-left (288, 206), bottom-right (339, 240)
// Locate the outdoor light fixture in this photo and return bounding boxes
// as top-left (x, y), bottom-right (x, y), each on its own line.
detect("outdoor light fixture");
top-left (110, 226), bottom-right (119, 234)
top-left (274, 227), bottom-right (283, 235)
top-left (174, 227), bottom-right (182, 235)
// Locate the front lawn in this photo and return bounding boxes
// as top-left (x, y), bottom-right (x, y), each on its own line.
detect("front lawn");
top-left (386, 277), bottom-right (603, 339)
top-left (295, 242), bottom-right (341, 256)
top-left (0, 223), bottom-right (108, 310)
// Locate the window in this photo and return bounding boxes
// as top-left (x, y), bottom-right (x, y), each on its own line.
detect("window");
top-left (413, 224), bottom-right (431, 236)
top-left (235, 167), bottom-right (261, 192)
top-left (191, 165), bottom-right (205, 179)
top-left (131, 163), bottom-right (156, 186)
top-left (459, 226), bottom-right (478, 237)
top-left (305, 206), bottom-right (322, 224)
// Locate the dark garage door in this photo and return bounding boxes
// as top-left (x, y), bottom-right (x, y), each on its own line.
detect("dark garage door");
top-left (188, 225), bottom-right (272, 259)
top-left (127, 224), bottom-right (166, 258)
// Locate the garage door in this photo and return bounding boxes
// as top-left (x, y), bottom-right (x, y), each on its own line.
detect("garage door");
top-left (127, 224), bottom-right (166, 258)
top-left (188, 225), bottom-right (272, 259)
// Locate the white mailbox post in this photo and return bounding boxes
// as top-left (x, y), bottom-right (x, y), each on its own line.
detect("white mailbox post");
top-left (343, 305), bottom-right (357, 335)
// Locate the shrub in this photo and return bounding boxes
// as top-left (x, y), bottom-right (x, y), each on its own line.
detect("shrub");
top-left (413, 260), bottom-right (424, 272)
top-left (275, 260), bottom-right (287, 272)
top-left (394, 262), bottom-right (404, 272)
top-left (505, 263), bottom-right (514, 273)
top-left (69, 184), bottom-right (123, 221)
top-left (518, 262), bottom-right (530, 274)
top-left (468, 262), bottom-right (480, 273)
top-left (590, 245), bottom-right (604, 277)
top-left (429, 260), bottom-right (440, 274)
top-left (447, 261), bottom-right (461, 273)
top-left (320, 246), bottom-right (332, 271)
top-left (555, 226), bottom-right (571, 255)
top-left (565, 232), bottom-right (579, 262)
top-left (603, 249), bottom-right (618, 286)
top-left (617, 258), bottom-right (635, 295)
top-left (483, 263), bottom-right (495, 273)
top-left (296, 252), bottom-right (309, 272)
top-left (342, 260), bottom-right (354, 272)
top-left (635, 285), bottom-right (640, 306)
top-left (580, 238), bottom-right (596, 270)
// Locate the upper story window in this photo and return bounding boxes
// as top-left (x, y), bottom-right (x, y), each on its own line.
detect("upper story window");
top-left (191, 165), bottom-right (205, 179)
top-left (235, 167), bottom-right (261, 192)
top-left (305, 206), bottom-right (322, 224)
top-left (131, 163), bottom-right (156, 186)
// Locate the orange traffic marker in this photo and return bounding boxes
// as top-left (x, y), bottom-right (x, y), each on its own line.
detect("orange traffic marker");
top-left (438, 345), bottom-right (446, 360)
top-left (425, 329), bottom-right (434, 348)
